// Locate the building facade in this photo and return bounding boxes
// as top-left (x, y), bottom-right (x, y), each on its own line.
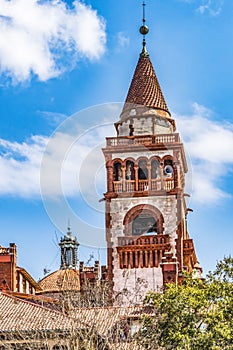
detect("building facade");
top-left (0, 243), bottom-right (41, 295)
top-left (103, 19), bottom-right (201, 302)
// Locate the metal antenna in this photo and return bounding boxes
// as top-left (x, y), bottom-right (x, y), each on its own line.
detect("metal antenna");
top-left (143, 1), bottom-right (146, 24)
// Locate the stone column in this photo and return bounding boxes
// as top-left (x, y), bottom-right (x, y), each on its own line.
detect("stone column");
top-left (135, 250), bottom-right (139, 268)
top-left (140, 250), bottom-right (143, 268)
top-left (160, 163), bottom-right (164, 190)
top-left (145, 251), bottom-right (149, 268)
top-left (106, 163), bottom-right (113, 192)
top-left (122, 166), bottom-right (126, 192)
top-left (135, 165), bottom-right (139, 192)
top-left (148, 165), bottom-right (151, 190)
top-left (150, 250), bottom-right (153, 267)
top-left (130, 251), bottom-right (133, 268)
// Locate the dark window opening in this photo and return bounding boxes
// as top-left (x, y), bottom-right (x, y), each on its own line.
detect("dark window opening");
top-left (132, 214), bottom-right (157, 236)
top-left (114, 162), bottom-right (122, 181)
top-left (138, 160), bottom-right (148, 180)
top-left (164, 159), bottom-right (173, 177)
top-left (126, 160), bottom-right (135, 180)
top-left (151, 160), bottom-right (160, 179)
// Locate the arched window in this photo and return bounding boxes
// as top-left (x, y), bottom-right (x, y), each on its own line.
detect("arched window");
top-left (138, 159), bottom-right (148, 180)
top-left (163, 159), bottom-right (173, 178)
top-left (113, 162), bottom-right (122, 181)
top-left (132, 213), bottom-right (157, 236)
top-left (151, 159), bottom-right (160, 179)
top-left (125, 160), bottom-right (135, 180)
top-left (124, 205), bottom-right (164, 236)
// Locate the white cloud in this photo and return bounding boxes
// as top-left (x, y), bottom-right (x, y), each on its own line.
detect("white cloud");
top-left (0, 123), bottom-right (113, 199)
top-left (175, 103), bottom-right (233, 203)
top-left (0, 135), bottom-right (47, 197)
top-left (197, 0), bottom-right (224, 16)
top-left (116, 32), bottom-right (130, 50)
top-left (0, 0), bottom-right (106, 83)
top-left (0, 103), bottom-right (232, 206)
top-left (38, 110), bottom-right (68, 126)
top-left (179, 0), bottom-right (224, 16)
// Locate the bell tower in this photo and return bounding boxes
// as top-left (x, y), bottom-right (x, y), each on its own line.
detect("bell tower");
top-left (102, 3), bottom-right (201, 302)
top-left (59, 226), bottom-right (79, 270)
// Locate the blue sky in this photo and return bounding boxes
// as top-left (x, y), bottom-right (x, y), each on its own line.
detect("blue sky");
top-left (0, 0), bottom-right (232, 281)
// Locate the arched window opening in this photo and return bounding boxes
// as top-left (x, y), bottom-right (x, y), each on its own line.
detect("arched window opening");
top-left (125, 160), bottom-right (135, 180)
top-left (113, 162), bottom-right (122, 181)
top-left (138, 160), bottom-right (148, 180)
top-left (64, 247), bottom-right (72, 267)
top-left (132, 214), bottom-right (157, 236)
top-left (151, 159), bottom-right (160, 179)
top-left (163, 159), bottom-right (173, 178)
top-left (124, 205), bottom-right (164, 236)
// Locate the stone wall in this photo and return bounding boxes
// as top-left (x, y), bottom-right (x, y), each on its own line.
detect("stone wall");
top-left (109, 195), bottom-right (178, 300)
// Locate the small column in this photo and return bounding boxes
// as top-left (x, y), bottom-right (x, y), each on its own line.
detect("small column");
top-left (145, 251), bottom-right (149, 268)
top-left (173, 162), bottom-right (179, 188)
top-left (130, 251), bottom-right (133, 268)
top-left (106, 163), bottom-right (114, 192)
top-left (160, 163), bottom-right (164, 190)
top-left (149, 250), bottom-right (153, 267)
top-left (155, 250), bottom-right (158, 267)
top-left (120, 251), bottom-right (124, 269)
top-left (125, 251), bottom-right (128, 268)
top-left (140, 250), bottom-right (143, 267)
top-left (148, 165), bottom-right (151, 190)
top-left (135, 165), bottom-right (139, 191)
top-left (135, 250), bottom-right (139, 268)
top-left (122, 166), bottom-right (126, 192)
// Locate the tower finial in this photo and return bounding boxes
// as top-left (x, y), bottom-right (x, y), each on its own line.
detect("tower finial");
top-left (67, 218), bottom-right (71, 235)
top-left (139, 1), bottom-right (149, 57)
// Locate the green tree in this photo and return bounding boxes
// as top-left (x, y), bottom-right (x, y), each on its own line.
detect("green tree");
top-left (136, 256), bottom-right (233, 350)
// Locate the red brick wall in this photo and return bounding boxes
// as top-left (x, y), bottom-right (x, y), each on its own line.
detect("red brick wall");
top-left (0, 243), bottom-right (17, 292)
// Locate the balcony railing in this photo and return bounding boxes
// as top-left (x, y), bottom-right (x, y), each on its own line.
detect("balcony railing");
top-left (117, 234), bottom-right (171, 269)
top-left (118, 234), bottom-right (170, 248)
top-left (113, 179), bottom-right (174, 193)
top-left (106, 133), bottom-right (180, 147)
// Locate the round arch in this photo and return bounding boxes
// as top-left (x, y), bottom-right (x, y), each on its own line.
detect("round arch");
top-left (123, 204), bottom-right (164, 236)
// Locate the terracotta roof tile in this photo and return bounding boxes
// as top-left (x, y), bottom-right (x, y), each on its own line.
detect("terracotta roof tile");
top-left (71, 305), bottom-right (155, 336)
top-left (71, 305), bottom-right (154, 350)
top-left (125, 55), bottom-right (169, 114)
top-left (0, 293), bottom-right (73, 332)
top-left (38, 269), bottom-right (80, 293)
top-left (0, 294), bottom-right (152, 350)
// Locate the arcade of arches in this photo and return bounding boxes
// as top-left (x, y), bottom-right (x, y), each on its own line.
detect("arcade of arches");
top-left (111, 157), bottom-right (176, 193)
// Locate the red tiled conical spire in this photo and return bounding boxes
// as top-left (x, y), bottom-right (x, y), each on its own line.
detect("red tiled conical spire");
top-left (117, 2), bottom-right (175, 131)
top-left (121, 2), bottom-right (171, 119)
top-left (124, 55), bottom-right (170, 115)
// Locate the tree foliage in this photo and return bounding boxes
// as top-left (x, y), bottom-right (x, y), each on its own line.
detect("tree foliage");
top-left (136, 256), bottom-right (233, 350)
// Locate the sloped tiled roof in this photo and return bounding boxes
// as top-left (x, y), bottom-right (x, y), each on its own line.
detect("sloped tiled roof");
top-left (0, 293), bottom-right (153, 350)
top-left (124, 55), bottom-right (170, 114)
top-left (71, 305), bottom-right (154, 350)
top-left (6, 291), bottom-right (62, 312)
top-left (71, 305), bottom-right (155, 336)
top-left (38, 269), bottom-right (80, 293)
top-left (0, 292), bottom-right (74, 332)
